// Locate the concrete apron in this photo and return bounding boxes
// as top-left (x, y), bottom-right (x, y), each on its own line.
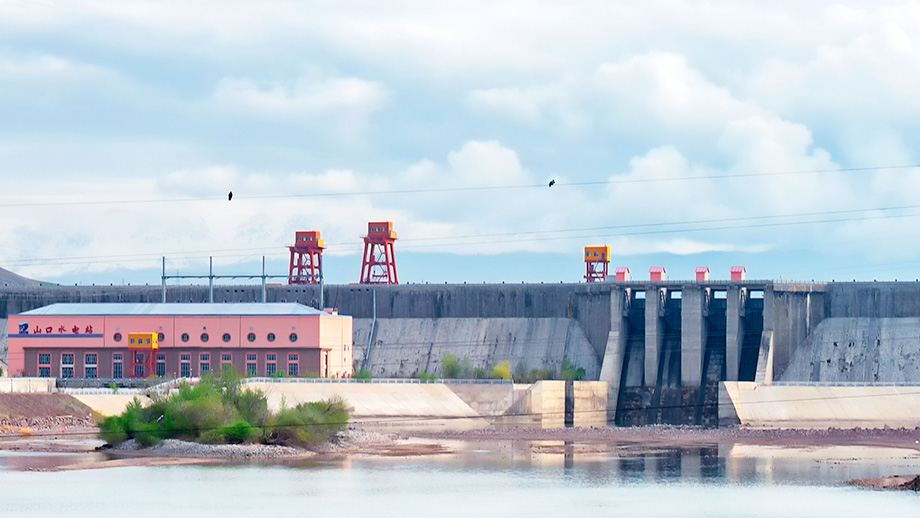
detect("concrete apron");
top-left (721, 381), bottom-right (920, 429)
top-left (67, 381), bottom-right (609, 432)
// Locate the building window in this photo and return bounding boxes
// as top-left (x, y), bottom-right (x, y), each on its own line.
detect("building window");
top-left (246, 353), bottom-right (257, 376)
top-left (113, 332), bottom-right (122, 342)
top-left (156, 353), bottom-right (166, 377)
top-left (287, 353), bottom-right (299, 377)
top-left (266, 354), bottom-right (277, 376)
top-left (289, 333), bottom-right (298, 342)
top-left (38, 352), bottom-right (51, 378)
top-left (201, 333), bottom-right (209, 343)
top-left (267, 333), bottom-right (276, 342)
top-left (113, 353), bottom-right (123, 379)
top-left (180, 353), bottom-right (191, 378)
top-left (220, 353), bottom-right (232, 372)
top-left (134, 364), bottom-right (145, 377)
top-left (85, 353), bottom-right (98, 379)
top-left (200, 362), bottom-right (210, 374)
top-left (61, 353), bottom-right (74, 379)
top-left (158, 332), bottom-right (165, 341)
top-left (247, 333), bottom-right (256, 342)
top-left (181, 333), bottom-right (189, 342)
top-left (222, 333), bottom-right (231, 343)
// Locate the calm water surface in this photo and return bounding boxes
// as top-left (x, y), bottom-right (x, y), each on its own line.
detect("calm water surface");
top-left (2, 441), bottom-right (919, 517)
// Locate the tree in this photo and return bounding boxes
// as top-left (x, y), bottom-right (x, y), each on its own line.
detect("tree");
top-left (441, 353), bottom-right (461, 378)
top-left (491, 361), bottom-right (512, 380)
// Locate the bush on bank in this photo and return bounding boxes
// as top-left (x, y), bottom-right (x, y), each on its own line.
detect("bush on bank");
top-left (98, 370), bottom-right (349, 449)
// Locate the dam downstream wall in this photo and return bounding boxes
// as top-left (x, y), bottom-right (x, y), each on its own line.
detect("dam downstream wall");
top-left (6, 281), bottom-right (920, 426)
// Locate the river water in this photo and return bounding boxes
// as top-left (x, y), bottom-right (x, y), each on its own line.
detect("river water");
top-left (2, 441), bottom-right (919, 517)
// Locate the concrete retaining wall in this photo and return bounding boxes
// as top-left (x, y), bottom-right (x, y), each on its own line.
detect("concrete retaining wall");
top-left (0, 377), bottom-right (55, 393)
top-left (573, 381), bottom-right (607, 428)
top-left (244, 381), bottom-right (485, 422)
top-left (352, 317), bottom-right (600, 379)
top-left (70, 394), bottom-right (150, 416)
top-left (721, 381), bottom-right (920, 429)
top-left (780, 318), bottom-right (920, 383)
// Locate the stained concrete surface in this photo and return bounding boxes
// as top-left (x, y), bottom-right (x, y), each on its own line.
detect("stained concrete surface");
top-left (721, 382), bottom-right (920, 429)
top-left (780, 317), bottom-right (920, 383)
top-left (352, 317), bottom-right (600, 379)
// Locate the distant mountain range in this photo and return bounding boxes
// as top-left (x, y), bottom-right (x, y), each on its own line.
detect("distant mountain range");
top-left (0, 267), bottom-right (50, 287)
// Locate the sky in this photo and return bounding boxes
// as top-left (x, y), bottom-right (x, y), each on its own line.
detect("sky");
top-left (3, 0), bottom-right (920, 286)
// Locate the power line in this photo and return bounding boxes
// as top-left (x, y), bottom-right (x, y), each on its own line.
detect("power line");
top-left (0, 164), bottom-right (917, 209)
top-left (6, 202), bottom-right (920, 270)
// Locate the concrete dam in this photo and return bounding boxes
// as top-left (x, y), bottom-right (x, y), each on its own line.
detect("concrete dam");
top-left (2, 280), bottom-right (920, 425)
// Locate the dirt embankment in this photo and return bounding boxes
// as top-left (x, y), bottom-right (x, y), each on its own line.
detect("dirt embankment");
top-left (0, 393), bottom-right (97, 435)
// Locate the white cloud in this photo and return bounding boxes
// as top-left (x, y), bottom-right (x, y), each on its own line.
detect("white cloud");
top-left (7, 2), bottom-right (920, 282)
top-left (213, 76), bottom-right (388, 118)
top-left (446, 140), bottom-right (529, 186)
top-left (466, 85), bottom-right (586, 130)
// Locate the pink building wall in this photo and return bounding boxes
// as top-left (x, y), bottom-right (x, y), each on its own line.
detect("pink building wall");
top-left (8, 312), bottom-right (352, 378)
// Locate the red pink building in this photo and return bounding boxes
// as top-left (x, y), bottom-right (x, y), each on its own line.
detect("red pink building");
top-left (7, 303), bottom-right (353, 379)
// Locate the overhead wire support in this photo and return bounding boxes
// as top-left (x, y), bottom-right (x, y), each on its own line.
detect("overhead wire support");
top-left (160, 256), bottom-right (294, 303)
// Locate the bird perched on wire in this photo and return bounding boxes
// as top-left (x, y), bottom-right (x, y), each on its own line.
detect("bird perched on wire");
top-left (548, 179), bottom-right (555, 187)
top-left (228, 191), bottom-right (233, 201)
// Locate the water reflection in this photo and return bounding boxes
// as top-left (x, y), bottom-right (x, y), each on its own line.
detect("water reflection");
top-left (2, 440), bottom-right (920, 487)
top-left (2, 443), bottom-right (920, 518)
top-left (341, 439), bottom-right (920, 487)
top-left (0, 450), bottom-right (103, 472)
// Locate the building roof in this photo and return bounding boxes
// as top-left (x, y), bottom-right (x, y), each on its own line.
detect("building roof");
top-left (18, 303), bottom-right (326, 317)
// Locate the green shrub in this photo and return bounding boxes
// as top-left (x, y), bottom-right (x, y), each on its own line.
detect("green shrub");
top-left (473, 367), bottom-right (488, 379)
top-left (460, 357), bottom-right (473, 378)
top-left (98, 397), bottom-right (164, 446)
top-left (97, 370), bottom-right (349, 449)
top-left (561, 359), bottom-right (586, 381)
top-left (491, 361), bottom-right (512, 380)
top-left (441, 354), bottom-right (460, 378)
top-left (417, 372), bottom-right (438, 382)
top-left (265, 397), bottom-right (349, 448)
top-left (353, 368), bottom-right (372, 380)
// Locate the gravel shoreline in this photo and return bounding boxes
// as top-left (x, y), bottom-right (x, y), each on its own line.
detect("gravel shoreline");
top-left (103, 428), bottom-right (402, 460)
